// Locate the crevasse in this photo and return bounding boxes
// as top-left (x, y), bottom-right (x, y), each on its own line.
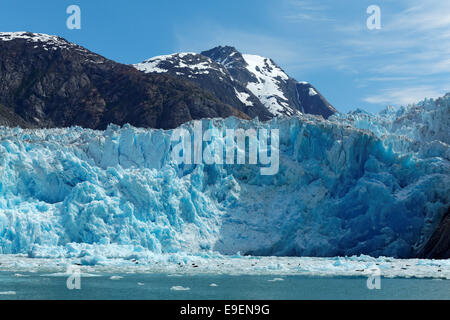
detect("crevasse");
top-left (0, 96), bottom-right (448, 259)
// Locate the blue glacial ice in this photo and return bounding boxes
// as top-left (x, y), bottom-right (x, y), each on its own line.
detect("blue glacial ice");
top-left (0, 95), bottom-right (449, 261)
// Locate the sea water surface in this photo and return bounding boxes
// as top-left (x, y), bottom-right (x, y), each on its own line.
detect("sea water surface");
top-left (0, 272), bottom-right (449, 300)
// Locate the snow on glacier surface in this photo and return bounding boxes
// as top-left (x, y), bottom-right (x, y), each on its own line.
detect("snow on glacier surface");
top-left (0, 96), bottom-right (449, 261)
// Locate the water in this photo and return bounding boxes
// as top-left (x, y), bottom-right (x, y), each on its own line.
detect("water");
top-left (0, 272), bottom-right (448, 300)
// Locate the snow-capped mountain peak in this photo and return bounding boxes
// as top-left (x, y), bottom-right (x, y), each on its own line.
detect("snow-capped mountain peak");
top-left (133, 45), bottom-right (337, 119)
top-left (200, 45), bottom-right (245, 69)
top-left (134, 51), bottom-right (274, 120)
top-left (202, 46), bottom-right (335, 118)
top-left (134, 52), bottom-right (228, 78)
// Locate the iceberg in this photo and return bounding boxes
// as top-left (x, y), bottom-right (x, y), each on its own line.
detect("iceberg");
top-left (0, 95), bottom-right (448, 259)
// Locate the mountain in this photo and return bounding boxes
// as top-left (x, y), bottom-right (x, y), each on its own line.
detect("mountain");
top-left (0, 32), bottom-right (249, 129)
top-left (134, 53), bottom-right (273, 121)
top-left (135, 46), bottom-right (337, 119)
top-left (202, 46), bottom-right (337, 118)
top-left (0, 33), bottom-right (337, 130)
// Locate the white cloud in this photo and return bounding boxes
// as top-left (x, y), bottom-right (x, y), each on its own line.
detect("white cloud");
top-left (366, 77), bottom-right (416, 82)
top-left (286, 0), bottom-right (329, 12)
top-left (386, 1), bottom-right (450, 32)
top-left (169, 0), bottom-right (449, 109)
top-left (364, 85), bottom-right (449, 105)
top-left (283, 0), bottom-right (333, 22)
top-left (333, 0), bottom-right (450, 106)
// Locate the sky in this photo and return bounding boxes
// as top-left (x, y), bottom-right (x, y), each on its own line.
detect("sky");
top-left (1, 0), bottom-right (449, 113)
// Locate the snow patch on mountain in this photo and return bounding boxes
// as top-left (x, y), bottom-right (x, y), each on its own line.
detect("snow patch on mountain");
top-left (242, 54), bottom-right (297, 116)
top-left (0, 32), bottom-right (105, 64)
top-left (309, 88), bottom-right (318, 96)
top-left (234, 89), bottom-right (253, 107)
top-left (1, 32), bottom-right (78, 51)
top-left (133, 54), bottom-right (172, 73)
top-left (134, 53), bottom-right (227, 77)
top-left (0, 32), bottom-right (67, 46)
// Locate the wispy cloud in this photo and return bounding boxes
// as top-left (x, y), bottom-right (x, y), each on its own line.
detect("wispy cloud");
top-left (386, 1), bottom-right (450, 32)
top-left (332, 0), bottom-right (450, 106)
top-left (283, 0), bottom-right (333, 22)
top-left (171, 0), bottom-right (449, 111)
top-left (173, 24), bottom-right (300, 67)
top-left (286, 0), bottom-right (329, 12)
top-left (364, 85), bottom-right (449, 105)
top-left (366, 77), bottom-right (416, 82)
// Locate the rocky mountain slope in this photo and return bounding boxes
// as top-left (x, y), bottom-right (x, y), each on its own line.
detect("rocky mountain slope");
top-left (134, 52), bottom-right (273, 120)
top-left (0, 32), bottom-right (248, 130)
top-left (202, 46), bottom-right (337, 118)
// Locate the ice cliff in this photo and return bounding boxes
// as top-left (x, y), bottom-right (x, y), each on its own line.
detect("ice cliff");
top-left (0, 95), bottom-right (449, 259)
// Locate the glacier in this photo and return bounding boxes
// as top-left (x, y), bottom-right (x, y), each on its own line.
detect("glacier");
top-left (0, 95), bottom-right (449, 263)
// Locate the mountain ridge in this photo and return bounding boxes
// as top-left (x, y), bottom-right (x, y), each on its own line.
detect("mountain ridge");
top-left (0, 32), bottom-right (249, 130)
top-left (135, 45), bottom-right (337, 120)
top-left (0, 32), bottom-right (337, 130)
top-left (201, 46), bottom-right (337, 118)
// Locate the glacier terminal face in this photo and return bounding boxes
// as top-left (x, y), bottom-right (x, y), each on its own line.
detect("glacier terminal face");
top-left (0, 96), bottom-right (449, 259)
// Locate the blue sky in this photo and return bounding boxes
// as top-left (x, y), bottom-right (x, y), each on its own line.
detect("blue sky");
top-left (1, 0), bottom-right (449, 113)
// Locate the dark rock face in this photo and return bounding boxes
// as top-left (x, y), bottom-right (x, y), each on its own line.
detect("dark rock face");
top-left (0, 103), bottom-right (31, 127)
top-left (201, 46), bottom-right (337, 119)
top-left (418, 208), bottom-right (450, 259)
top-left (201, 46), bottom-right (260, 87)
top-left (295, 82), bottom-right (337, 119)
top-left (0, 32), bottom-right (248, 130)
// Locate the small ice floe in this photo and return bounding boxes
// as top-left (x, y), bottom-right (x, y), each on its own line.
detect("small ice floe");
top-left (268, 278), bottom-right (284, 282)
top-left (14, 274), bottom-right (29, 277)
top-left (42, 272), bottom-right (99, 278)
top-left (109, 276), bottom-right (123, 280)
top-left (0, 291), bottom-right (16, 295)
top-left (137, 282), bottom-right (144, 286)
top-left (171, 286), bottom-right (190, 291)
top-left (210, 283), bottom-right (218, 287)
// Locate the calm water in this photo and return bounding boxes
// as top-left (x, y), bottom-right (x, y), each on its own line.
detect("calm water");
top-left (0, 272), bottom-right (448, 300)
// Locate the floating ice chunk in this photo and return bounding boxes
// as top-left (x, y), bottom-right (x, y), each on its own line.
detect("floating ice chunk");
top-left (171, 286), bottom-right (190, 291)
